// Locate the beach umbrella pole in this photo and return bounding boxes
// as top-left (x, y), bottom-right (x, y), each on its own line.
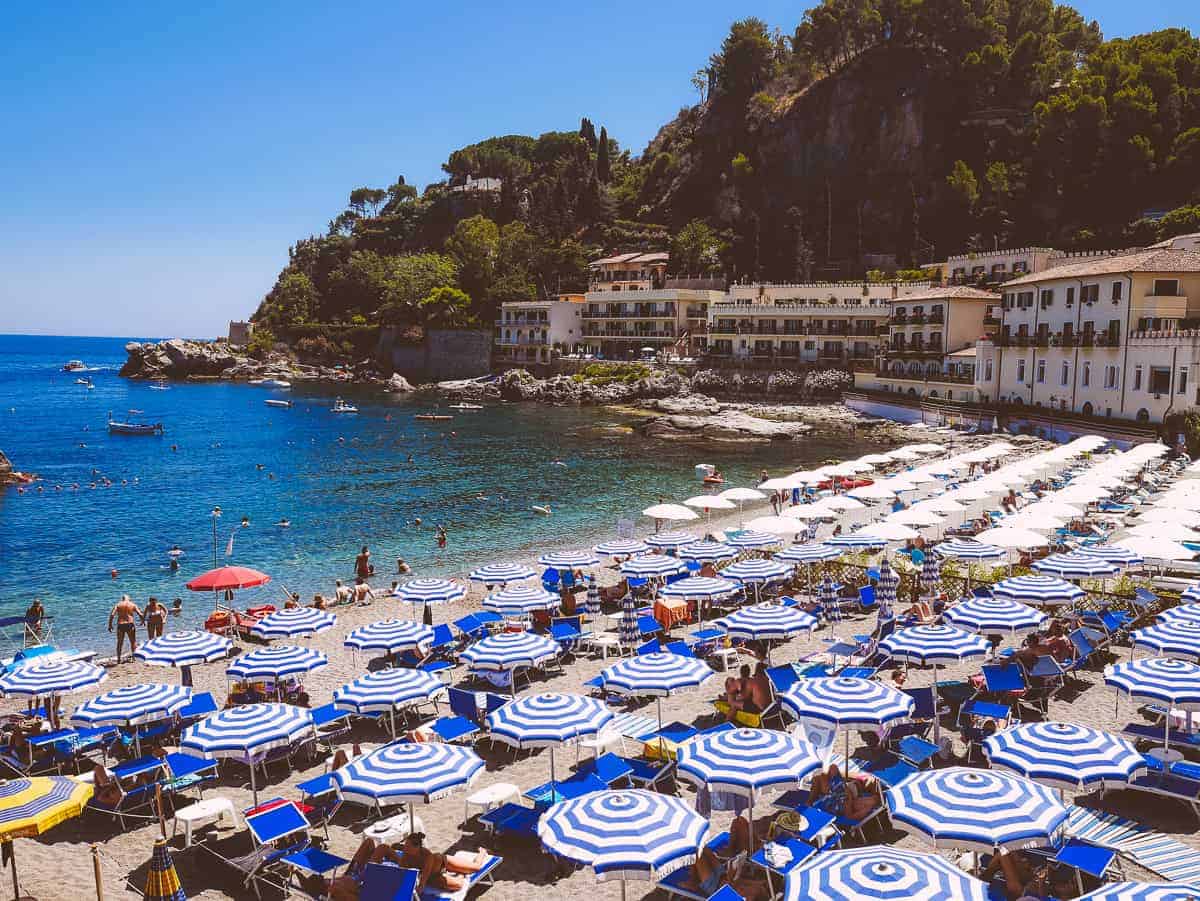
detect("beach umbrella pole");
top-left (9, 842), bottom-right (18, 901)
top-left (410, 803), bottom-right (416, 836)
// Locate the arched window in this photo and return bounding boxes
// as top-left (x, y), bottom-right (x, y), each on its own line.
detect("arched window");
top-left (1081, 402), bottom-right (1094, 416)
top-left (907, 387), bottom-right (918, 396)
top-left (929, 390), bottom-right (939, 398)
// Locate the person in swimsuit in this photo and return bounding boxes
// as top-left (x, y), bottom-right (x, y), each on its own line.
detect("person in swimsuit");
top-left (355, 545), bottom-right (373, 581)
top-left (144, 597), bottom-right (166, 640)
top-left (107, 594), bottom-right (144, 662)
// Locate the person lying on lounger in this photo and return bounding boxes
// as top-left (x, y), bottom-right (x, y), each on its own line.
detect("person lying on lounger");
top-left (685, 847), bottom-right (768, 900)
top-left (319, 835), bottom-right (491, 899)
top-left (808, 764), bottom-right (880, 820)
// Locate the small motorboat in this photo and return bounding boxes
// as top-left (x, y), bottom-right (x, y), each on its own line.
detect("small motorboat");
top-left (75, 377), bottom-right (90, 386)
top-left (264, 399), bottom-right (292, 408)
top-left (260, 379), bottom-right (292, 388)
top-left (414, 414), bottom-right (453, 421)
top-left (448, 403), bottom-right (483, 410)
top-left (532, 505), bottom-right (552, 515)
top-left (62, 360), bottom-right (86, 372)
top-left (107, 412), bottom-right (164, 435)
top-left (148, 379), bottom-right (169, 390)
top-left (332, 398), bottom-right (358, 414)
top-left (127, 408), bottom-right (144, 414)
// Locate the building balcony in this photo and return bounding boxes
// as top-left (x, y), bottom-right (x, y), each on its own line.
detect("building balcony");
top-left (495, 338), bottom-right (549, 347)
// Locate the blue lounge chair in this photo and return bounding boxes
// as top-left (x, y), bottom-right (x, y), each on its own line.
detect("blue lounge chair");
top-left (177, 691), bottom-right (218, 727)
top-left (360, 863), bottom-right (419, 901)
top-left (550, 616), bottom-right (585, 657)
top-left (663, 640), bottom-right (697, 658)
top-left (575, 752), bottom-right (634, 787)
top-left (163, 751), bottom-right (218, 799)
top-left (428, 688), bottom-right (481, 743)
top-left (636, 638), bottom-right (661, 656)
top-left (221, 800), bottom-right (314, 899)
top-left (283, 846), bottom-right (350, 896)
top-left (637, 615), bottom-right (662, 640)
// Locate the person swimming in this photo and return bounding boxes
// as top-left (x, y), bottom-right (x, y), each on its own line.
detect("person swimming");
top-left (276, 518), bottom-right (291, 528)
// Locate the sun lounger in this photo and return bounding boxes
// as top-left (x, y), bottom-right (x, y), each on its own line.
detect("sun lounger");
top-left (1126, 771), bottom-right (1200, 818)
top-left (428, 688), bottom-right (482, 744)
top-left (1122, 722), bottom-right (1200, 752)
top-left (658, 832), bottom-right (741, 900)
top-left (283, 846), bottom-right (350, 898)
top-left (478, 802), bottom-right (541, 837)
top-left (419, 854), bottom-right (502, 901)
top-left (360, 863), bottom-right (419, 901)
top-left (205, 800), bottom-right (314, 898)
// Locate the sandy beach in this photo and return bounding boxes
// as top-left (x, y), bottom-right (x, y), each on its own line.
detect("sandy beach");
top-left (2, 426), bottom-right (1194, 900)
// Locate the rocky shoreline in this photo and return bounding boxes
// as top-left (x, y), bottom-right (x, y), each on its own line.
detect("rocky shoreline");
top-left (0, 450), bottom-right (33, 485)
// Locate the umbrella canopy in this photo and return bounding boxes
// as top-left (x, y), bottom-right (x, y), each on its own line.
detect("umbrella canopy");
top-left (919, 553), bottom-right (941, 592)
top-left (677, 728), bottom-right (822, 796)
top-left (1076, 884), bottom-right (1200, 901)
top-left (744, 516), bottom-right (812, 536)
top-left (249, 607), bottom-right (336, 640)
top-left (888, 508), bottom-right (943, 528)
top-left (721, 559), bottom-right (792, 584)
top-left (0, 660), bottom-right (106, 697)
top-left (880, 625), bottom-right (990, 665)
top-left (619, 554), bottom-right (688, 578)
top-left (460, 631), bottom-right (559, 671)
top-left (1129, 522), bottom-right (1200, 542)
top-left (618, 594), bottom-right (640, 648)
top-left (486, 692), bottom-right (612, 748)
top-left (600, 653), bottom-right (713, 697)
top-left (1137, 508), bottom-right (1200, 527)
top-left (1106, 658), bottom-right (1200, 709)
top-left (644, 531), bottom-right (699, 549)
top-left (775, 543), bottom-right (845, 564)
top-left (683, 495), bottom-right (736, 512)
top-left (1159, 602), bottom-right (1200, 626)
top-left (725, 530), bottom-right (783, 548)
top-left (983, 722), bottom-right (1146, 790)
top-left (181, 703), bottom-right (313, 758)
top-left (226, 645), bottom-right (328, 680)
top-left (715, 603), bottom-right (817, 641)
top-left (1132, 621), bottom-right (1200, 661)
top-left (848, 482), bottom-right (899, 500)
top-left (642, 504), bottom-right (700, 522)
top-left (859, 523), bottom-right (921, 542)
top-left (992, 575), bottom-right (1085, 606)
top-left (144, 838), bottom-right (187, 901)
top-left (72, 683), bottom-right (191, 727)
top-left (333, 669), bottom-right (444, 715)
top-left (594, 539), bottom-right (650, 557)
top-left (333, 742), bottom-right (484, 808)
top-left (1031, 552), bottom-right (1120, 579)
top-left (482, 584), bottom-right (562, 616)
top-left (469, 562), bottom-right (537, 584)
top-left (876, 559), bottom-right (900, 608)
top-left (827, 532), bottom-right (889, 549)
top-left (185, 566), bottom-right (270, 592)
top-left (0, 776), bottom-right (93, 842)
top-left (719, 487), bottom-right (767, 502)
top-left (343, 620), bottom-right (433, 655)
top-left (1078, 544), bottom-right (1142, 566)
top-left (392, 578), bottom-right (467, 605)
top-left (538, 790), bottom-right (708, 882)
top-left (538, 550), bottom-right (601, 569)
top-left (676, 541), bottom-right (738, 563)
top-left (135, 631), bottom-right (232, 668)
top-left (943, 597), bottom-right (1047, 635)
top-left (932, 538), bottom-right (1006, 560)
top-left (783, 847), bottom-right (989, 901)
top-left (782, 677), bottom-right (914, 729)
top-left (1113, 537), bottom-right (1194, 561)
top-left (658, 576), bottom-right (738, 602)
top-left (886, 767), bottom-right (1068, 851)
top-left (974, 527), bottom-right (1049, 549)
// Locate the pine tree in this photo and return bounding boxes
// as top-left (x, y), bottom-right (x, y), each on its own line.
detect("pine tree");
top-left (579, 117), bottom-right (597, 149)
top-left (597, 126), bottom-right (612, 183)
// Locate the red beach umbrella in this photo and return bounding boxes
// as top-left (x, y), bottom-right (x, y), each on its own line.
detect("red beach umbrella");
top-left (185, 566), bottom-right (270, 592)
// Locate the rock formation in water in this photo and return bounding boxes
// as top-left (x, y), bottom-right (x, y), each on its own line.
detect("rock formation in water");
top-left (0, 449), bottom-right (33, 486)
top-left (120, 338), bottom-right (384, 384)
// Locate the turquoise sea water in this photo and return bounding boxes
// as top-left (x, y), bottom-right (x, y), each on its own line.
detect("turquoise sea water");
top-left (0, 334), bottom-right (870, 647)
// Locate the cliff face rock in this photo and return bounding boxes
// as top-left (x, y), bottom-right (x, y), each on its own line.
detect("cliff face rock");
top-left (0, 449), bottom-right (33, 486)
top-left (120, 339), bottom-right (385, 384)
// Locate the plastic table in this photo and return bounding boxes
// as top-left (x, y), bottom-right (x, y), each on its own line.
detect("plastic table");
top-left (173, 796), bottom-right (240, 847)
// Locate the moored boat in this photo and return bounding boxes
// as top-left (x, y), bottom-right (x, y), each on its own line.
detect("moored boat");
top-left (332, 397), bottom-right (358, 414)
top-left (415, 413), bottom-right (453, 421)
top-left (107, 412), bottom-right (164, 435)
top-left (264, 399), bottom-right (292, 408)
top-left (260, 379), bottom-right (292, 388)
top-left (62, 360), bottom-right (86, 372)
top-left (448, 403), bottom-right (483, 410)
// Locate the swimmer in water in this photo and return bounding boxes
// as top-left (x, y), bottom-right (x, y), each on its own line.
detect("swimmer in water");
top-left (550, 460), bottom-right (566, 467)
top-left (170, 444), bottom-right (178, 452)
top-left (256, 464), bottom-right (265, 471)
top-left (407, 455), bottom-right (414, 464)
top-left (241, 516), bottom-right (250, 528)
top-left (276, 518), bottom-right (290, 528)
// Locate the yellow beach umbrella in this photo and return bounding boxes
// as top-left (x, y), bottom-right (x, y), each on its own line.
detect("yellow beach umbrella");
top-left (0, 776), bottom-right (93, 897)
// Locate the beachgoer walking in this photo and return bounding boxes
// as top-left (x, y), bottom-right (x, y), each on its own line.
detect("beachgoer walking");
top-left (24, 599), bottom-right (45, 641)
top-left (355, 545), bottom-right (373, 580)
top-left (145, 597), bottom-right (166, 640)
top-left (107, 594), bottom-right (144, 663)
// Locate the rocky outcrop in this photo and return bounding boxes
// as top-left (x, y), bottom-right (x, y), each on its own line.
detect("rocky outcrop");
top-left (639, 410), bottom-right (814, 443)
top-left (386, 373), bottom-right (415, 392)
top-left (0, 450), bottom-right (33, 486)
top-left (120, 339), bottom-right (386, 384)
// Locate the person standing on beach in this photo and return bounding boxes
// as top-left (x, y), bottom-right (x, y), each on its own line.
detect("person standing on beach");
top-left (355, 545), bottom-right (373, 581)
top-left (24, 599), bottom-right (45, 641)
top-left (145, 597), bottom-right (166, 640)
top-left (107, 594), bottom-right (144, 663)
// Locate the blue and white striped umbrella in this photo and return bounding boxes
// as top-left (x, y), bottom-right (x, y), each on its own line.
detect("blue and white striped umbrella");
top-left (643, 531), bottom-right (698, 550)
top-left (135, 630), bottom-right (232, 668)
top-left (677, 728), bottom-right (822, 796)
top-left (72, 683), bottom-right (191, 727)
top-left (919, 553), bottom-right (941, 593)
top-left (820, 576), bottom-right (839, 618)
top-left (333, 742), bottom-right (484, 809)
top-left (886, 766), bottom-right (1068, 851)
top-left (943, 597), bottom-right (1047, 635)
top-left (1182, 584), bottom-right (1200, 603)
top-left (715, 603), bottom-right (816, 641)
top-left (486, 692), bottom-right (612, 749)
top-left (676, 541), bottom-right (738, 563)
top-left (482, 584), bottom-right (561, 616)
top-left (984, 722), bottom-right (1147, 790)
top-left (333, 669), bottom-right (443, 716)
top-left (468, 562), bottom-right (537, 585)
top-left (775, 543), bottom-right (844, 564)
top-left (992, 574), bottom-right (1084, 607)
top-left (782, 677), bottom-right (914, 730)
top-left (726, 530), bottom-right (782, 549)
top-left (600, 653), bottom-right (713, 697)
top-left (783, 847), bottom-right (989, 901)
top-left (828, 532), bottom-right (888, 549)
top-left (538, 550), bottom-right (601, 569)
top-left (0, 660), bottom-right (106, 698)
top-left (619, 555), bottom-right (688, 578)
top-left (1132, 621), bottom-right (1200, 661)
top-left (343, 619), bottom-right (434, 654)
top-left (392, 578), bottom-right (467, 605)
top-left (658, 576), bottom-right (738, 602)
top-left (1076, 883), bottom-right (1200, 901)
top-left (618, 594), bottom-right (640, 648)
top-left (181, 702), bottom-right (312, 758)
top-left (1159, 602), bottom-right (1200, 626)
top-left (460, 631), bottom-right (559, 672)
top-left (721, 559), bottom-right (792, 584)
top-left (1031, 552), bottom-right (1120, 579)
top-left (226, 645), bottom-right (328, 680)
top-left (537, 789), bottom-right (708, 882)
top-left (1079, 545), bottom-right (1144, 567)
top-left (881, 625), bottom-right (990, 665)
top-left (933, 538), bottom-right (1005, 560)
top-left (876, 558), bottom-right (900, 607)
top-left (585, 576), bottom-right (600, 616)
top-left (1106, 658), bottom-right (1200, 709)
top-left (249, 607), bottom-right (337, 640)
top-left (594, 539), bottom-right (650, 557)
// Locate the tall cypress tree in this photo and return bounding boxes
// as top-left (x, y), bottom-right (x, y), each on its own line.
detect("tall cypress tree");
top-left (579, 117), bottom-right (597, 149)
top-left (596, 126), bottom-right (612, 183)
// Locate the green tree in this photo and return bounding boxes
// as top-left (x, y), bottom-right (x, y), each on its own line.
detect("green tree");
top-left (377, 253), bottom-right (460, 325)
top-left (420, 286), bottom-right (473, 327)
top-left (670, 220), bottom-right (724, 273)
top-left (445, 215), bottom-right (500, 303)
top-left (710, 18), bottom-right (778, 99)
top-left (256, 269), bottom-right (318, 330)
top-left (597, 126), bottom-right (612, 182)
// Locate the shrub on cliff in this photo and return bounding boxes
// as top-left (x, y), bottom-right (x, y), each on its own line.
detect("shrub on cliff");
top-left (246, 327), bottom-right (276, 360)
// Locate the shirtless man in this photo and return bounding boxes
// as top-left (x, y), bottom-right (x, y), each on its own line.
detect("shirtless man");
top-left (107, 594), bottom-right (144, 662)
top-left (334, 579), bottom-right (352, 606)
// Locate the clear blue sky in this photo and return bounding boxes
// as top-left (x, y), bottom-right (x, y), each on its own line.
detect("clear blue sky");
top-left (1, 1), bottom-right (1195, 338)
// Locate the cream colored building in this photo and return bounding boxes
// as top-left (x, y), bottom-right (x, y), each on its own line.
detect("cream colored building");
top-left (943, 247), bottom-right (1057, 286)
top-left (494, 295), bottom-right (585, 367)
top-left (855, 286), bottom-right (1000, 402)
top-left (975, 248), bottom-right (1200, 423)
top-left (705, 282), bottom-right (933, 368)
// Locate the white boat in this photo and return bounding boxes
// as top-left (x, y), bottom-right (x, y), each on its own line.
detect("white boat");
top-left (62, 360), bottom-right (86, 372)
top-left (264, 399), bottom-right (292, 409)
top-left (332, 398), bottom-right (358, 414)
top-left (448, 403), bottom-right (484, 410)
top-left (148, 379), bottom-right (169, 390)
top-left (260, 379), bottom-right (292, 388)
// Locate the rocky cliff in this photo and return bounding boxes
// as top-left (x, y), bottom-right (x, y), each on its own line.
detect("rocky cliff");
top-left (0, 450), bottom-right (33, 486)
top-left (120, 338), bottom-right (389, 385)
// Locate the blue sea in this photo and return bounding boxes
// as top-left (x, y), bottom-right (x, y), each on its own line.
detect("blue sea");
top-left (0, 334), bottom-right (868, 647)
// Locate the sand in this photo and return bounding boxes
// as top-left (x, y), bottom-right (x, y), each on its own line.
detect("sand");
top-left (3, 426), bottom-right (1193, 900)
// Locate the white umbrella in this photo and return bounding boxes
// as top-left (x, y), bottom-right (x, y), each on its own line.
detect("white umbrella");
top-left (760, 475), bottom-right (808, 491)
top-left (888, 508), bottom-right (944, 528)
top-left (1129, 522), bottom-right (1200, 543)
top-left (820, 496), bottom-right (865, 512)
top-left (783, 505), bottom-right (834, 521)
top-left (860, 522), bottom-right (921, 542)
top-left (718, 487), bottom-right (766, 502)
top-left (745, 516), bottom-right (810, 536)
top-left (916, 497), bottom-right (967, 514)
top-left (1054, 485), bottom-right (1113, 504)
top-left (683, 495), bottom-right (736, 512)
top-left (1024, 501), bottom-right (1084, 519)
top-left (886, 449), bottom-right (922, 461)
top-left (859, 453), bottom-right (894, 465)
top-left (642, 503), bottom-right (699, 522)
top-left (1005, 510), bottom-right (1066, 532)
top-left (848, 482), bottom-right (898, 500)
top-left (975, 527), bottom-right (1049, 549)
top-left (901, 469), bottom-right (939, 485)
top-left (1114, 537), bottom-right (1195, 561)
top-left (1139, 508), bottom-right (1200, 527)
